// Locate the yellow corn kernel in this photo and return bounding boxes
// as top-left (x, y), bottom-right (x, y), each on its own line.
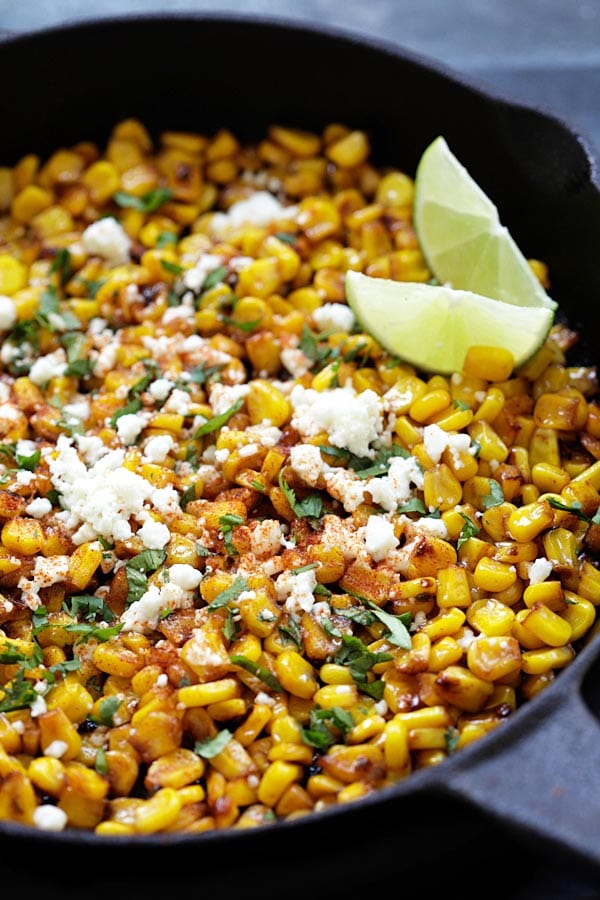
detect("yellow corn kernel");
top-left (531, 462), bottom-right (570, 493)
top-left (423, 464), bottom-right (463, 511)
top-left (0, 254), bottom-right (27, 296)
top-left (467, 635), bottom-right (522, 681)
top-left (523, 603), bottom-right (572, 647)
top-left (347, 715), bottom-right (386, 744)
top-left (472, 386), bottom-right (505, 423)
top-left (11, 184), bottom-right (54, 223)
top-left (468, 420), bottom-right (509, 462)
top-left (82, 160), bottom-right (121, 204)
top-left (561, 592), bottom-right (596, 640)
top-left (178, 678), bottom-right (240, 708)
top-left (382, 718), bottom-right (410, 772)
top-left (534, 388), bottom-right (588, 431)
top-left (409, 389), bottom-right (451, 423)
top-left (1, 517), bottom-right (45, 555)
top-left (522, 575), bottom-right (564, 610)
top-left (67, 541), bottom-right (104, 590)
top-left (45, 675), bottom-right (94, 724)
top-left (422, 607), bottom-right (466, 641)
top-left (577, 561), bottom-right (600, 604)
top-left (521, 645), bottom-right (575, 674)
top-left (275, 650), bottom-right (319, 699)
top-left (375, 171), bottom-right (414, 208)
top-left (246, 379), bottom-right (291, 427)
top-left (134, 787), bottom-right (183, 834)
top-left (428, 635), bottom-right (464, 672)
top-left (467, 598), bottom-right (515, 636)
top-left (462, 345), bottom-right (515, 382)
top-left (472, 556), bottom-right (517, 592)
top-left (28, 755), bottom-right (66, 796)
top-left (258, 760), bottom-right (302, 806)
top-left (144, 748), bottom-right (205, 790)
top-left (319, 663), bottom-right (355, 685)
top-left (38, 707), bottom-right (82, 761)
top-left (312, 684), bottom-right (359, 709)
top-left (507, 499), bottom-right (554, 542)
top-left (326, 130), bottom-right (370, 168)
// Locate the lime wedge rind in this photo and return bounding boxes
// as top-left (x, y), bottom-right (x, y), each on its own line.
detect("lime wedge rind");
top-left (345, 270), bottom-right (554, 376)
top-left (413, 136), bottom-right (557, 311)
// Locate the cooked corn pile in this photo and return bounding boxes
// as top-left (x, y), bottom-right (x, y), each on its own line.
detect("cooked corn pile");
top-left (0, 119), bottom-right (599, 836)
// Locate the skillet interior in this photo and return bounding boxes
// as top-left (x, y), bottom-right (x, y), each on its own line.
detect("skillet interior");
top-left (1, 12), bottom-right (600, 894)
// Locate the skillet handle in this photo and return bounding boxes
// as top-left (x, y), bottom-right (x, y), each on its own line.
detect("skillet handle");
top-left (434, 638), bottom-right (600, 872)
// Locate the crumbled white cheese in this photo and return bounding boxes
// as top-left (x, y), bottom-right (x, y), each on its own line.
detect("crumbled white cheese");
top-left (148, 378), bottom-right (174, 401)
top-left (28, 348), bottom-right (67, 386)
top-left (163, 388), bottom-right (192, 416)
top-left (289, 443), bottom-right (329, 487)
top-left (209, 382), bottom-right (250, 416)
top-left (181, 253), bottom-right (224, 293)
top-left (116, 412), bottom-right (148, 446)
top-left (290, 383), bottom-right (383, 458)
top-left (275, 567), bottom-right (318, 618)
top-left (32, 805), bottom-right (68, 832)
top-left (311, 302), bottom-right (355, 334)
top-left (43, 739), bottom-right (69, 759)
top-left (82, 216), bottom-right (131, 266)
top-left (367, 455), bottom-right (425, 512)
top-left (151, 486), bottom-right (181, 516)
top-left (0, 295), bottom-right (17, 331)
top-left (168, 564), bottom-right (203, 590)
top-left (137, 518), bottom-right (170, 549)
top-left (211, 191), bottom-right (297, 238)
top-left (363, 515), bottom-right (399, 562)
top-left (143, 434), bottom-right (174, 463)
top-left (246, 423), bottom-right (282, 447)
top-left (74, 434), bottom-right (109, 465)
top-left (423, 423), bottom-right (474, 464)
top-left (249, 519), bottom-right (284, 558)
top-left (526, 557), bottom-right (553, 584)
top-left (48, 436), bottom-right (155, 545)
top-left (25, 497), bottom-right (52, 519)
top-left (280, 347), bottom-right (312, 378)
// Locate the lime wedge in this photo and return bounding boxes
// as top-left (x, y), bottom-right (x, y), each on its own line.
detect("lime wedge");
top-left (345, 270), bottom-right (554, 375)
top-left (413, 136), bottom-right (557, 311)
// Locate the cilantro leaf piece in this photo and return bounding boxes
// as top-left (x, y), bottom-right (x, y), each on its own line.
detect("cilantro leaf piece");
top-left (192, 398), bottom-right (245, 437)
top-left (229, 654), bottom-right (283, 692)
top-left (194, 729), bottom-right (233, 759)
top-left (113, 187), bottom-right (174, 213)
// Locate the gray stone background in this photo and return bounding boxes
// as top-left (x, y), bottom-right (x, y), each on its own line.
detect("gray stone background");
top-left (1, 0), bottom-right (600, 153)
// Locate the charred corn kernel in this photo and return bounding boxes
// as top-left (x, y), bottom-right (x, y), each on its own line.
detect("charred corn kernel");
top-left (507, 499), bottom-right (554, 541)
top-left (178, 679), bottom-right (240, 708)
top-left (347, 715), bottom-right (386, 744)
top-left (523, 603), bottom-right (572, 646)
top-left (467, 635), bottom-right (522, 681)
top-left (92, 641), bottom-right (145, 679)
top-left (39, 708), bottom-right (82, 761)
top-left (134, 787), bottom-right (183, 834)
top-left (144, 748), bottom-right (205, 790)
top-left (531, 462), bottom-right (570, 493)
top-left (407, 727), bottom-right (449, 750)
top-left (435, 665), bottom-right (495, 712)
top-left (521, 645), bottom-right (575, 674)
top-left (534, 388), bottom-right (588, 431)
top-left (462, 346), bottom-right (515, 382)
top-left (473, 557), bottom-right (517, 592)
top-left (1, 518), bottom-right (45, 555)
top-left (541, 528), bottom-right (579, 573)
top-left (45, 675), bottom-right (94, 724)
top-left (572, 460), bottom-right (600, 490)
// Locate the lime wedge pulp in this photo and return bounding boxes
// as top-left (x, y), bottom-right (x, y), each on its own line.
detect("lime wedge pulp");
top-left (413, 136), bottom-right (557, 311)
top-left (345, 270), bottom-right (554, 376)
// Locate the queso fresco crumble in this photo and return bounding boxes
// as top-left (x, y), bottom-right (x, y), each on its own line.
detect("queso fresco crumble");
top-left (0, 119), bottom-right (599, 835)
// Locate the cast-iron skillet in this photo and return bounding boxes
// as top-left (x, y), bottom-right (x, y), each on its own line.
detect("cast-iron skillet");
top-left (1, 12), bottom-right (600, 898)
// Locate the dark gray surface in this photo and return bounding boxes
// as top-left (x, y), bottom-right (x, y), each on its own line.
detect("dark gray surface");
top-left (1, 0), bottom-right (599, 154)
top-left (1, 3), bottom-right (600, 898)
